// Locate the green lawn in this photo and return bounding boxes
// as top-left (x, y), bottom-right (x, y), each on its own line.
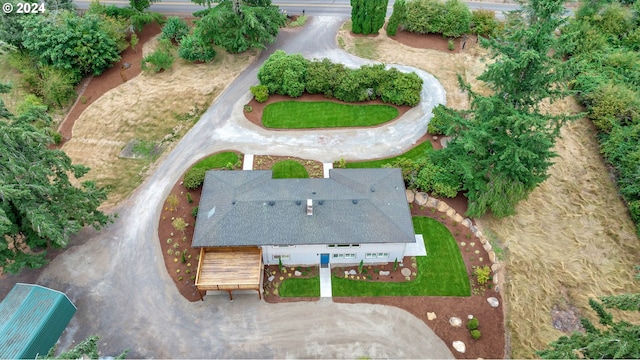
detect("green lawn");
top-left (331, 217), bottom-right (470, 296)
top-left (192, 152), bottom-right (239, 170)
top-left (279, 277), bottom-right (320, 297)
top-left (262, 101), bottom-right (399, 129)
top-left (345, 141), bottom-right (433, 168)
top-left (272, 160), bottom-right (309, 179)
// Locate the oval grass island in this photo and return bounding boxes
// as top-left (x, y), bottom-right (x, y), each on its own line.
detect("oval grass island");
top-left (262, 101), bottom-right (400, 129)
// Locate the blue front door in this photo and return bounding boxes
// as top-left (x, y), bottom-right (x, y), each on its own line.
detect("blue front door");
top-left (320, 253), bottom-right (330, 268)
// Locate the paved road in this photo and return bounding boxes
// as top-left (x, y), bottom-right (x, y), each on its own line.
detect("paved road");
top-left (73, 0), bottom-right (521, 16)
top-left (35, 16), bottom-right (453, 358)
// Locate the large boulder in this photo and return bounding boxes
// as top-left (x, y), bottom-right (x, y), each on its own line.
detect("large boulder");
top-left (446, 208), bottom-right (457, 218)
top-left (437, 201), bottom-right (450, 213)
top-left (406, 189), bottom-right (415, 203)
top-left (415, 192), bottom-right (428, 206)
top-left (449, 317), bottom-right (462, 327)
top-left (487, 297), bottom-right (500, 308)
top-left (452, 341), bottom-right (466, 353)
top-left (453, 213), bottom-right (464, 223)
top-left (426, 197), bottom-right (439, 208)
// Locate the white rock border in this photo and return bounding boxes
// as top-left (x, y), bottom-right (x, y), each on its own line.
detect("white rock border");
top-left (407, 190), bottom-right (502, 292)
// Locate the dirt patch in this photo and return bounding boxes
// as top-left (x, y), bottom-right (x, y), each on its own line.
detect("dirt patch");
top-left (252, 155), bottom-right (324, 178)
top-left (57, 22), bottom-right (163, 148)
top-left (478, 116), bottom-right (640, 357)
top-left (61, 35), bottom-right (255, 207)
top-left (243, 93), bottom-right (413, 130)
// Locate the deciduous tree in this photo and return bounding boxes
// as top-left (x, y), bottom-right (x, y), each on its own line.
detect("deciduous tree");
top-left (20, 11), bottom-right (121, 78)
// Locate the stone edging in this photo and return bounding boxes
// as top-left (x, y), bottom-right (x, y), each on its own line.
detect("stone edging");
top-left (406, 189), bottom-right (502, 292)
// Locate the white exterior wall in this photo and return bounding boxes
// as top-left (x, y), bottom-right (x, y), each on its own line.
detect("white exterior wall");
top-left (262, 243), bottom-right (407, 266)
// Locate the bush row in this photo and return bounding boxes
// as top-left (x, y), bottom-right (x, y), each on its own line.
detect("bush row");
top-left (256, 50), bottom-right (423, 106)
top-left (390, 0), bottom-right (501, 38)
top-left (383, 157), bottom-right (460, 198)
top-left (561, 1), bottom-right (640, 235)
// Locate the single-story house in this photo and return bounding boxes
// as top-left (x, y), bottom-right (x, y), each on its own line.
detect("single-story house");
top-left (0, 283), bottom-right (77, 359)
top-left (192, 168), bottom-right (422, 299)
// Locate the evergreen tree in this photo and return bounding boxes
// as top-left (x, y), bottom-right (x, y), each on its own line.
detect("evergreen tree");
top-left (478, 0), bottom-right (570, 110)
top-left (350, 0), bottom-right (363, 33)
top-left (0, 84), bottom-right (111, 273)
top-left (429, 0), bottom-right (576, 217)
top-left (350, 0), bottom-right (388, 34)
top-left (386, 0), bottom-right (406, 36)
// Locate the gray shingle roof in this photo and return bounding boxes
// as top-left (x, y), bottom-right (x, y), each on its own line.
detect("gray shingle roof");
top-left (192, 168), bottom-right (415, 247)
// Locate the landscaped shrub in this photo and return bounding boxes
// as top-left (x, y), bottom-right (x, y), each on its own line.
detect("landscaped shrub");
top-left (191, 206), bottom-right (199, 218)
top-left (305, 59), bottom-right (347, 97)
top-left (404, 0), bottom-right (446, 34)
top-left (378, 70), bottom-right (423, 106)
top-left (250, 85), bottom-right (270, 103)
top-left (467, 317), bottom-right (479, 330)
top-left (403, 0), bottom-right (471, 37)
top-left (473, 265), bottom-right (491, 285)
top-left (183, 167), bottom-right (206, 189)
top-left (141, 39), bottom-right (175, 74)
top-left (441, 0), bottom-right (471, 37)
top-left (257, 50), bottom-right (309, 97)
top-left (178, 33), bottom-right (216, 62)
top-left (471, 9), bottom-right (501, 38)
top-left (161, 16), bottom-right (189, 43)
top-left (470, 329), bottom-right (481, 340)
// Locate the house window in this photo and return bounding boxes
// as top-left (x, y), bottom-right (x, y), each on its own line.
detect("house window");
top-left (273, 254), bottom-right (290, 261)
top-left (333, 253), bottom-right (356, 259)
top-left (272, 245), bottom-right (295, 248)
top-left (337, 244), bottom-right (350, 248)
top-left (328, 244), bottom-right (360, 248)
top-left (365, 252), bottom-right (389, 259)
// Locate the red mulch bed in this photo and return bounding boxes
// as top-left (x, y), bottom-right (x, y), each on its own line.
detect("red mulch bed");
top-left (389, 30), bottom-right (478, 53)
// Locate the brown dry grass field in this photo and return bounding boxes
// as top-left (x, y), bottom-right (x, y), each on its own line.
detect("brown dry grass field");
top-left (61, 37), bottom-right (254, 207)
top-left (337, 25), bottom-right (640, 358)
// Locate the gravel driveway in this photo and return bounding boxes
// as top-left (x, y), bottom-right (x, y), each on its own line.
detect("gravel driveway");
top-left (34, 16), bottom-right (451, 358)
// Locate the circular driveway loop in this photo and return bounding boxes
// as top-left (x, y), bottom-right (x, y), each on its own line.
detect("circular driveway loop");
top-left (39, 16), bottom-right (451, 358)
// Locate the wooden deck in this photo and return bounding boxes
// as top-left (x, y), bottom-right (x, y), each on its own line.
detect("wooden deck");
top-left (195, 247), bottom-right (263, 300)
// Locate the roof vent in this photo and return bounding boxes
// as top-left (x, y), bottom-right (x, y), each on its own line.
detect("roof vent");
top-left (269, 201), bottom-right (275, 206)
top-left (306, 199), bottom-right (313, 215)
top-left (232, 200), bottom-right (236, 205)
top-left (370, 187), bottom-right (375, 192)
top-left (352, 199), bottom-right (358, 204)
top-left (318, 200), bottom-right (324, 205)
top-left (296, 200), bottom-right (302, 205)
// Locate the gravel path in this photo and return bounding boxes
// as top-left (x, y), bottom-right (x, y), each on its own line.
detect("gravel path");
top-left (37, 17), bottom-right (450, 358)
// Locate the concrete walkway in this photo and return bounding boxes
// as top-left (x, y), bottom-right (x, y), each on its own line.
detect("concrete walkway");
top-left (319, 266), bottom-right (333, 297)
top-left (242, 154), bottom-right (254, 170)
top-left (322, 162), bottom-right (333, 178)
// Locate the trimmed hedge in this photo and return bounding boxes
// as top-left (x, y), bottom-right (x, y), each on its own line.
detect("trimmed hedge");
top-left (257, 50), bottom-right (423, 106)
top-left (404, 0), bottom-right (471, 37)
